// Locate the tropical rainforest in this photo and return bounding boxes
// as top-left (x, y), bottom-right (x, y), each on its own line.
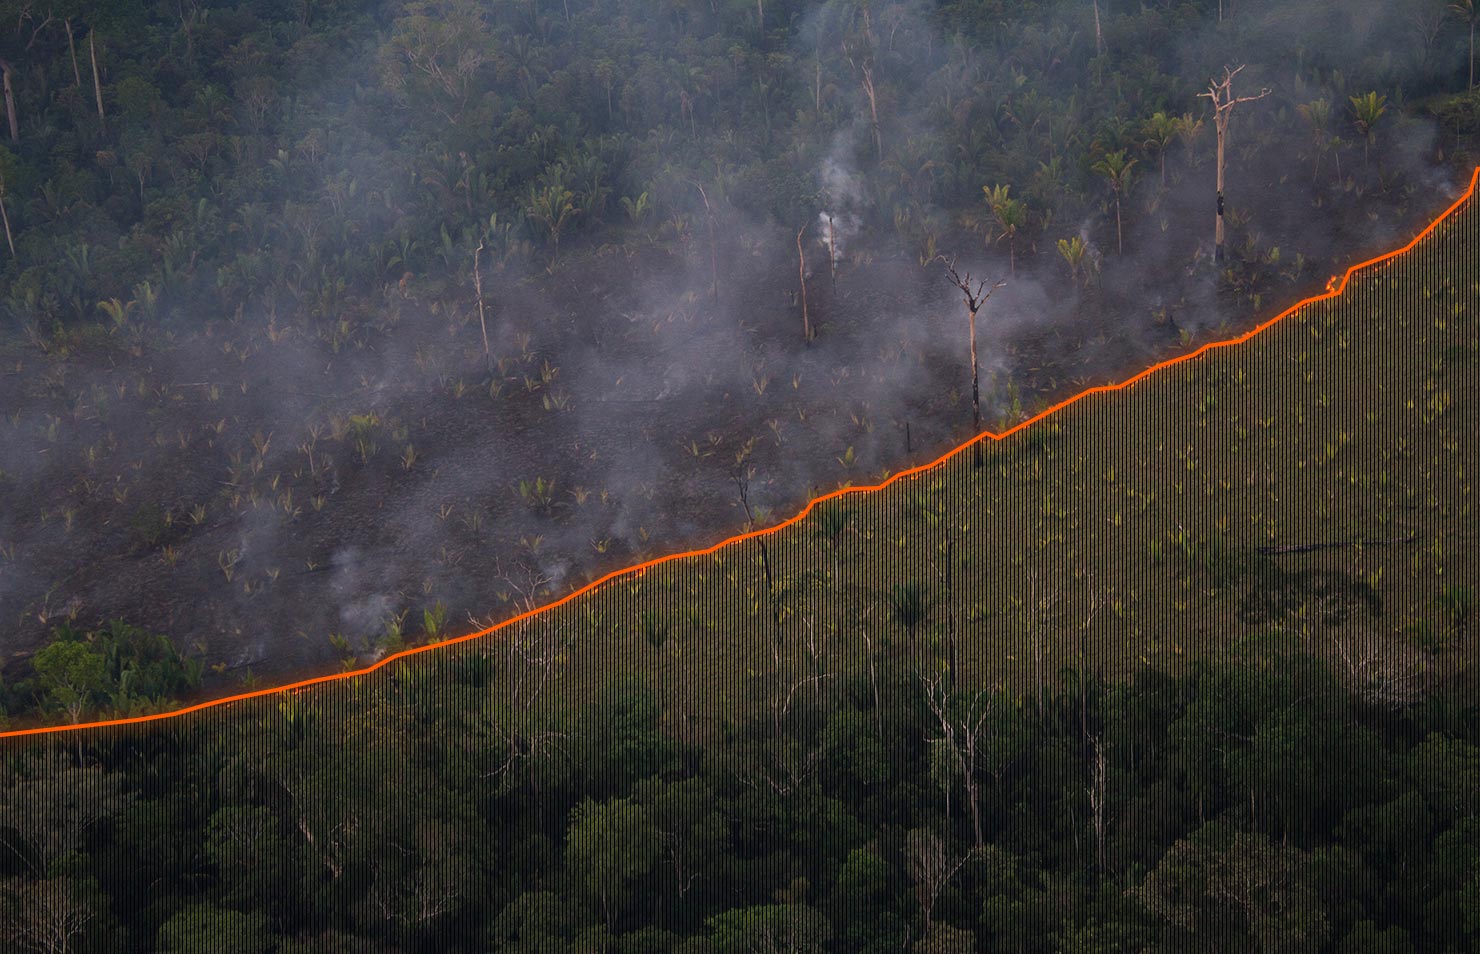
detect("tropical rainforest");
top-left (0, 0), bottom-right (1478, 950)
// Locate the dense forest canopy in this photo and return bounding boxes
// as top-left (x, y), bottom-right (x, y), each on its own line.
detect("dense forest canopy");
top-left (0, 637), bottom-right (1478, 952)
top-left (0, 0), bottom-right (1474, 333)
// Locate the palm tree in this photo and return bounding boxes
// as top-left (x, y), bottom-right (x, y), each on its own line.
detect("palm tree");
top-left (1348, 91), bottom-right (1387, 174)
top-left (1090, 150), bottom-right (1137, 255)
top-left (1057, 236), bottom-right (1087, 289)
top-left (1453, 0), bottom-right (1478, 90)
top-left (982, 184), bottom-right (1027, 273)
top-left (1174, 111), bottom-right (1206, 169)
top-left (1141, 111), bottom-right (1179, 187)
top-left (887, 582), bottom-right (932, 642)
top-left (524, 182), bottom-right (580, 265)
top-left (1296, 98), bottom-right (1332, 183)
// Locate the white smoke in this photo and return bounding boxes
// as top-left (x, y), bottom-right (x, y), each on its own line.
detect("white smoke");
top-left (818, 135), bottom-right (867, 259)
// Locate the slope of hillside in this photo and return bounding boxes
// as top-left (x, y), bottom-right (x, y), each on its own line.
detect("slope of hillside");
top-left (506, 168), bottom-right (1480, 738)
top-left (6, 169), bottom-right (1475, 740)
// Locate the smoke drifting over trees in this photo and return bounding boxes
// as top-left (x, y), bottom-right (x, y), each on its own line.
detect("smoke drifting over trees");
top-left (0, 0), bottom-right (1477, 697)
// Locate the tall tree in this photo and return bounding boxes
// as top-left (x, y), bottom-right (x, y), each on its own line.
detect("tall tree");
top-left (939, 255), bottom-right (1005, 467)
top-left (1453, 0), bottom-right (1479, 90)
top-left (0, 149), bottom-right (16, 260)
top-left (1133, 822), bottom-right (1330, 953)
top-left (1090, 150), bottom-right (1137, 255)
top-left (921, 668), bottom-right (994, 852)
top-left (1057, 235), bottom-right (1088, 289)
top-left (983, 184), bottom-right (1027, 274)
top-left (842, 6), bottom-right (882, 162)
top-left (1197, 65), bottom-right (1271, 263)
top-left (797, 222), bottom-right (812, 342)
top-left (0, 56), bottom-right (15, 141)
top-left (565, 792), bottom-right (660, 928)
top-left (1348, 91), bottom-right (1387, 175)
top-left (524, 182), bottom-right (579, 266)
top-left (1141, 111), bottom-right (1179, 187)
top-left (1296, 98), bottom-right (1334, 183)
top-left (377, 0), bottom-right (494, 128)
top-left (693, 180), bottom-right (719, 304)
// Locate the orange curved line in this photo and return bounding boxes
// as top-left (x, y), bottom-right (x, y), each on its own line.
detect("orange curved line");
top-left (4, 166), bottom-right (1477, 741)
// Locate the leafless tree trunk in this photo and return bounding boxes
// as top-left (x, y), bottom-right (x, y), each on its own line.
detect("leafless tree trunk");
top-left (1198, 65), bottom-right (1270, 263)
top-left (921, 669), bottom-right (994, 852)
top-left (825, 213), bottom-right (837, 287)
top-left (1088, 734), bottom-right (1108, 871)
top-left (938, 256), bottom-right (1005, 468)
top-left (1091, 0), bottom-right (1104, 56)
top-left (860, 606), bottom-right (883, 738)
top-left (0, 186), bottom-right (15, 260)
top-left (734, 465), bottom-right (779, 624)
top-left (904, 828), bottom-right (967, 927)
top-left (813, 52), bottom-right (822, 113)
top-left (694, 181), bottom-right (719, 304)
top-left (0, 60), bottom-right (18, 141)
top-left (859, 64), bottom-right (881, 161)
top-left (64, 20), bottom-right (81, 88)
top-left (89, 31), bottom-right (106, 130)
top-left (796, 223), bottom-right (812, 343)
top-left (473, 241), bottom-right (491, 372)
top-left (843, 20), bottom-right (882, 162)
top-left (1077, 583), bottom-right (1108, 744)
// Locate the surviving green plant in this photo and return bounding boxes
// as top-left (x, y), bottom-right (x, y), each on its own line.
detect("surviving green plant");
top-left (516, 476), bottom-right (558, 515)
top-left (886, 582), bottom-right (933, 641)
top-left (423, 602), bottom-right (449, 641)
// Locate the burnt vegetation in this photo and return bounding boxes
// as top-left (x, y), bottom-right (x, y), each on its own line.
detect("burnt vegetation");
top-left (0, 0), bottom-right (1477, 949)
top-left (0, 0), bottom-right (1475, 696)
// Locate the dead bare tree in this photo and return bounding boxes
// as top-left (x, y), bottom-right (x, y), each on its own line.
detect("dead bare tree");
top-left (693, 181), bottom-right (719, 304)
top-left (842, 8), bottom-right (883, 162)
top-left (506, 629), bottom-right (558, 703)
top-left (796, 223), bottom-right (813, 343)
top-left (0, 59), bottom-right (17, 142)
top-left (88, 29), bottom-right (105, 130)
top-left (63, 18), bottom-right (80, 88)
top-left (473, 241), bottom-right (492, 372)
top-left (904, 827), bottom-right (967, 928)
top-left (1198, 65), bottom-right (1271, 263)
top-left (1329, 627), bottom-right (1431, 709)
top-left (733, 464), bottom-right (779, 624)
top-left (495, 557), bottom-right (555, 615)
top-left (1075, 581), bottom-right (1110, 744)
top-left (0, 175), bottom-right (14, 260)
top-left (802, 614), bottom-right (826, 705)
top-left (938, 255), bottom-right (1006, 468)
top-left (481, 700), bottom-right (568, 803)
top-left (825, 213), bottom-right (837, 287)
top-left (859, 604), bottom-right (883, 738)
top-left (1087, 734), bottom-right (1108, 871)
top-left (0, 9), bottom-right (57, 143)
top-left (775, 667), bottom-right (831, 738)
top-left (921, 667), bottom-right (994, 852)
